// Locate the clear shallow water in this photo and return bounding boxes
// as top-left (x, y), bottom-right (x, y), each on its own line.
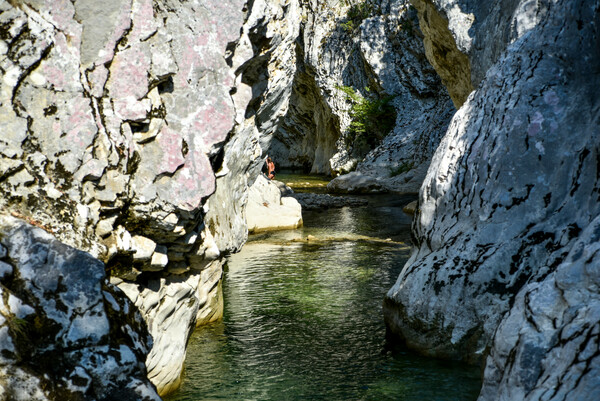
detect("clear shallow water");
top-left (166, 195), bottom-right (482, 401)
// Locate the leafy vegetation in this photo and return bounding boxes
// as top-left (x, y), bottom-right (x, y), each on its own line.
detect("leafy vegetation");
top-left (399, 17), bottom-right (414, 37)
top-left (341, 1), bottom-right (375, 33)
top-left (337, 85), bottom-right (396, 151)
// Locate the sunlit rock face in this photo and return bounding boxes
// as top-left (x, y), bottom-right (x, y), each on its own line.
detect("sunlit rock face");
top-left (206, 0), bottom-right (302, 255)
top-left (0, 0), bottom-right (244, 258)
top-left (384, 0), bottom-right (600, 397)
top-left (245, 175), bottom-right (302, 233)
top-left (0, 214), bottom-right (159, 400)
top-left (270, 0), bottom-right (454, 193)
top-left (480, 215), bottom-right (600, 401)
top-left (0, 0), bottom-right (257, 395)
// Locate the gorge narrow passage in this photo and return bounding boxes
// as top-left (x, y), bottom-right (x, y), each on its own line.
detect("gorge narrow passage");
top-left (166, 177), bottom-right (481, 400)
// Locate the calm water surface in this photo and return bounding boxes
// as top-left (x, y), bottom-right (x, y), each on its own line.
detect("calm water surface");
top-left (166, 187), bottom-right (481, 401)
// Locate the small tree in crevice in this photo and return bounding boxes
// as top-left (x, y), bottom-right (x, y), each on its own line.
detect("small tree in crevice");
top-left (337, 85), bottom-right (396, 153)
top-left (340, 1), bottom-right (377, 33)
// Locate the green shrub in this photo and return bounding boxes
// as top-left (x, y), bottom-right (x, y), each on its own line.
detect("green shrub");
top-left (341, 20), bottom-right (355, 33)
top-left (400, 18), bottom-right (414, 37)
top-left (5, 313), bottom-right (29, 341)
top-left (347, 2), bottom-right (372, 21)
top-left (341, 1), bottom-right (374, 33)
top-left (337, 85), bottom-right (396, 150)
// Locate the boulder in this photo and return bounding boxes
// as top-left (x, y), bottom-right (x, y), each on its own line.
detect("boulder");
top-left (327, 171), bottom-right (387, 194)
top-left (328, 162), bottom-right (431, 195)
top-left (0, 213), bottom-right (159, 400)
top-left (246, 175), bottom-right (303, 233)
top-left (402, 200), bottom-right (418, 215)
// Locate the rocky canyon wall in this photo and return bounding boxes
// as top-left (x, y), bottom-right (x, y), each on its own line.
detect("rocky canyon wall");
top-left (268, 0), bottom-right (455, 194)
top-left (384, 0), bottom-right (600, 399)
top-left (4, 0), bottom-right (596, 399)
top-left (0, 0), bottom-right (297, 396)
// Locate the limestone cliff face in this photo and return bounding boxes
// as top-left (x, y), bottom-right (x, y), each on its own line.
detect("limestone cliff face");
top-left (4, 0), bottom-right (596, 399)
top-left (0, 0), bottom-right (257, 395)
top-left (206, 0), bottom-right (301, 254)
top-left (384, 0), bottom-right (600, 397)
top-left (0, 0), bottom-right (310, 395)
top-left (269, 0), bottom-right (454, 194)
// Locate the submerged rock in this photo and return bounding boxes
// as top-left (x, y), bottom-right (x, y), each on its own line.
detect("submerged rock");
top-left (327, 171), bottom-right (388, 194)
top-left (402, 200), bottom-right (418, 215)
top-left (291, 192), bottom-right (368, 211)
top-left (384, 0), bottom-right (600, 398)
top-left (0, 214), bottom-right (159, 400)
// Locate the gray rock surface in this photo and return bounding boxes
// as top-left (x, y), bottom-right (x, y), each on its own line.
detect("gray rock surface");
top-left (117, 259), bottom-right (224, 395)
top-left (327, 171), bottom-right (388, 194)
top-left (206, 0), bottom-right (301, 254)
top-left (384, 0), bottom-right (600, 398)
top-left (0, 0), bottom-right (251, 395)
top-left (270, 0), bottom-right (454, 194)
top-left (292, 192), bottom-right (368, 211)
top-left (0, 0), bottom-right (246, 263)
top-left (479, 215), bottom-right (600, 401)
top-left (0, 213), bottom-right (159, 400)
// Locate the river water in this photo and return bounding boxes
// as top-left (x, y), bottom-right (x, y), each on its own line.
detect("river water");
top-left (166, 176), bottom-right (481, 400)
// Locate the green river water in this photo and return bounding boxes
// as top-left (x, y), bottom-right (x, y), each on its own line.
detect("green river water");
top-left (166, 175), bottom-right (481, 401)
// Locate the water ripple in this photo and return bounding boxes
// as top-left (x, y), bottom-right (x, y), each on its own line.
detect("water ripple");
top-left (167, 201), bottom-right (481, 401)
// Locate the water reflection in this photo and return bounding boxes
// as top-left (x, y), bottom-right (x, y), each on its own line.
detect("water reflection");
top-left (166, 197), bottom-right (481, 401)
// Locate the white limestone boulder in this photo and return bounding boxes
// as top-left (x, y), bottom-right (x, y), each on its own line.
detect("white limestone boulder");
top-left (246, 175), bottom-right (303, 233)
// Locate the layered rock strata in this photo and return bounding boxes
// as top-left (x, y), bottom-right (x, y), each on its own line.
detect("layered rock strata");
top-left (116, 259), bottom-right (224, 395)
top-left (384, 0), bottom-right (600, 398)
top-left (0, 213), bottom-right (159, 400)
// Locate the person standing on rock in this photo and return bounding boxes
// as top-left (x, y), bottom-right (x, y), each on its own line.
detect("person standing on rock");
top-left (266, 157), bottom-right (276, 180)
